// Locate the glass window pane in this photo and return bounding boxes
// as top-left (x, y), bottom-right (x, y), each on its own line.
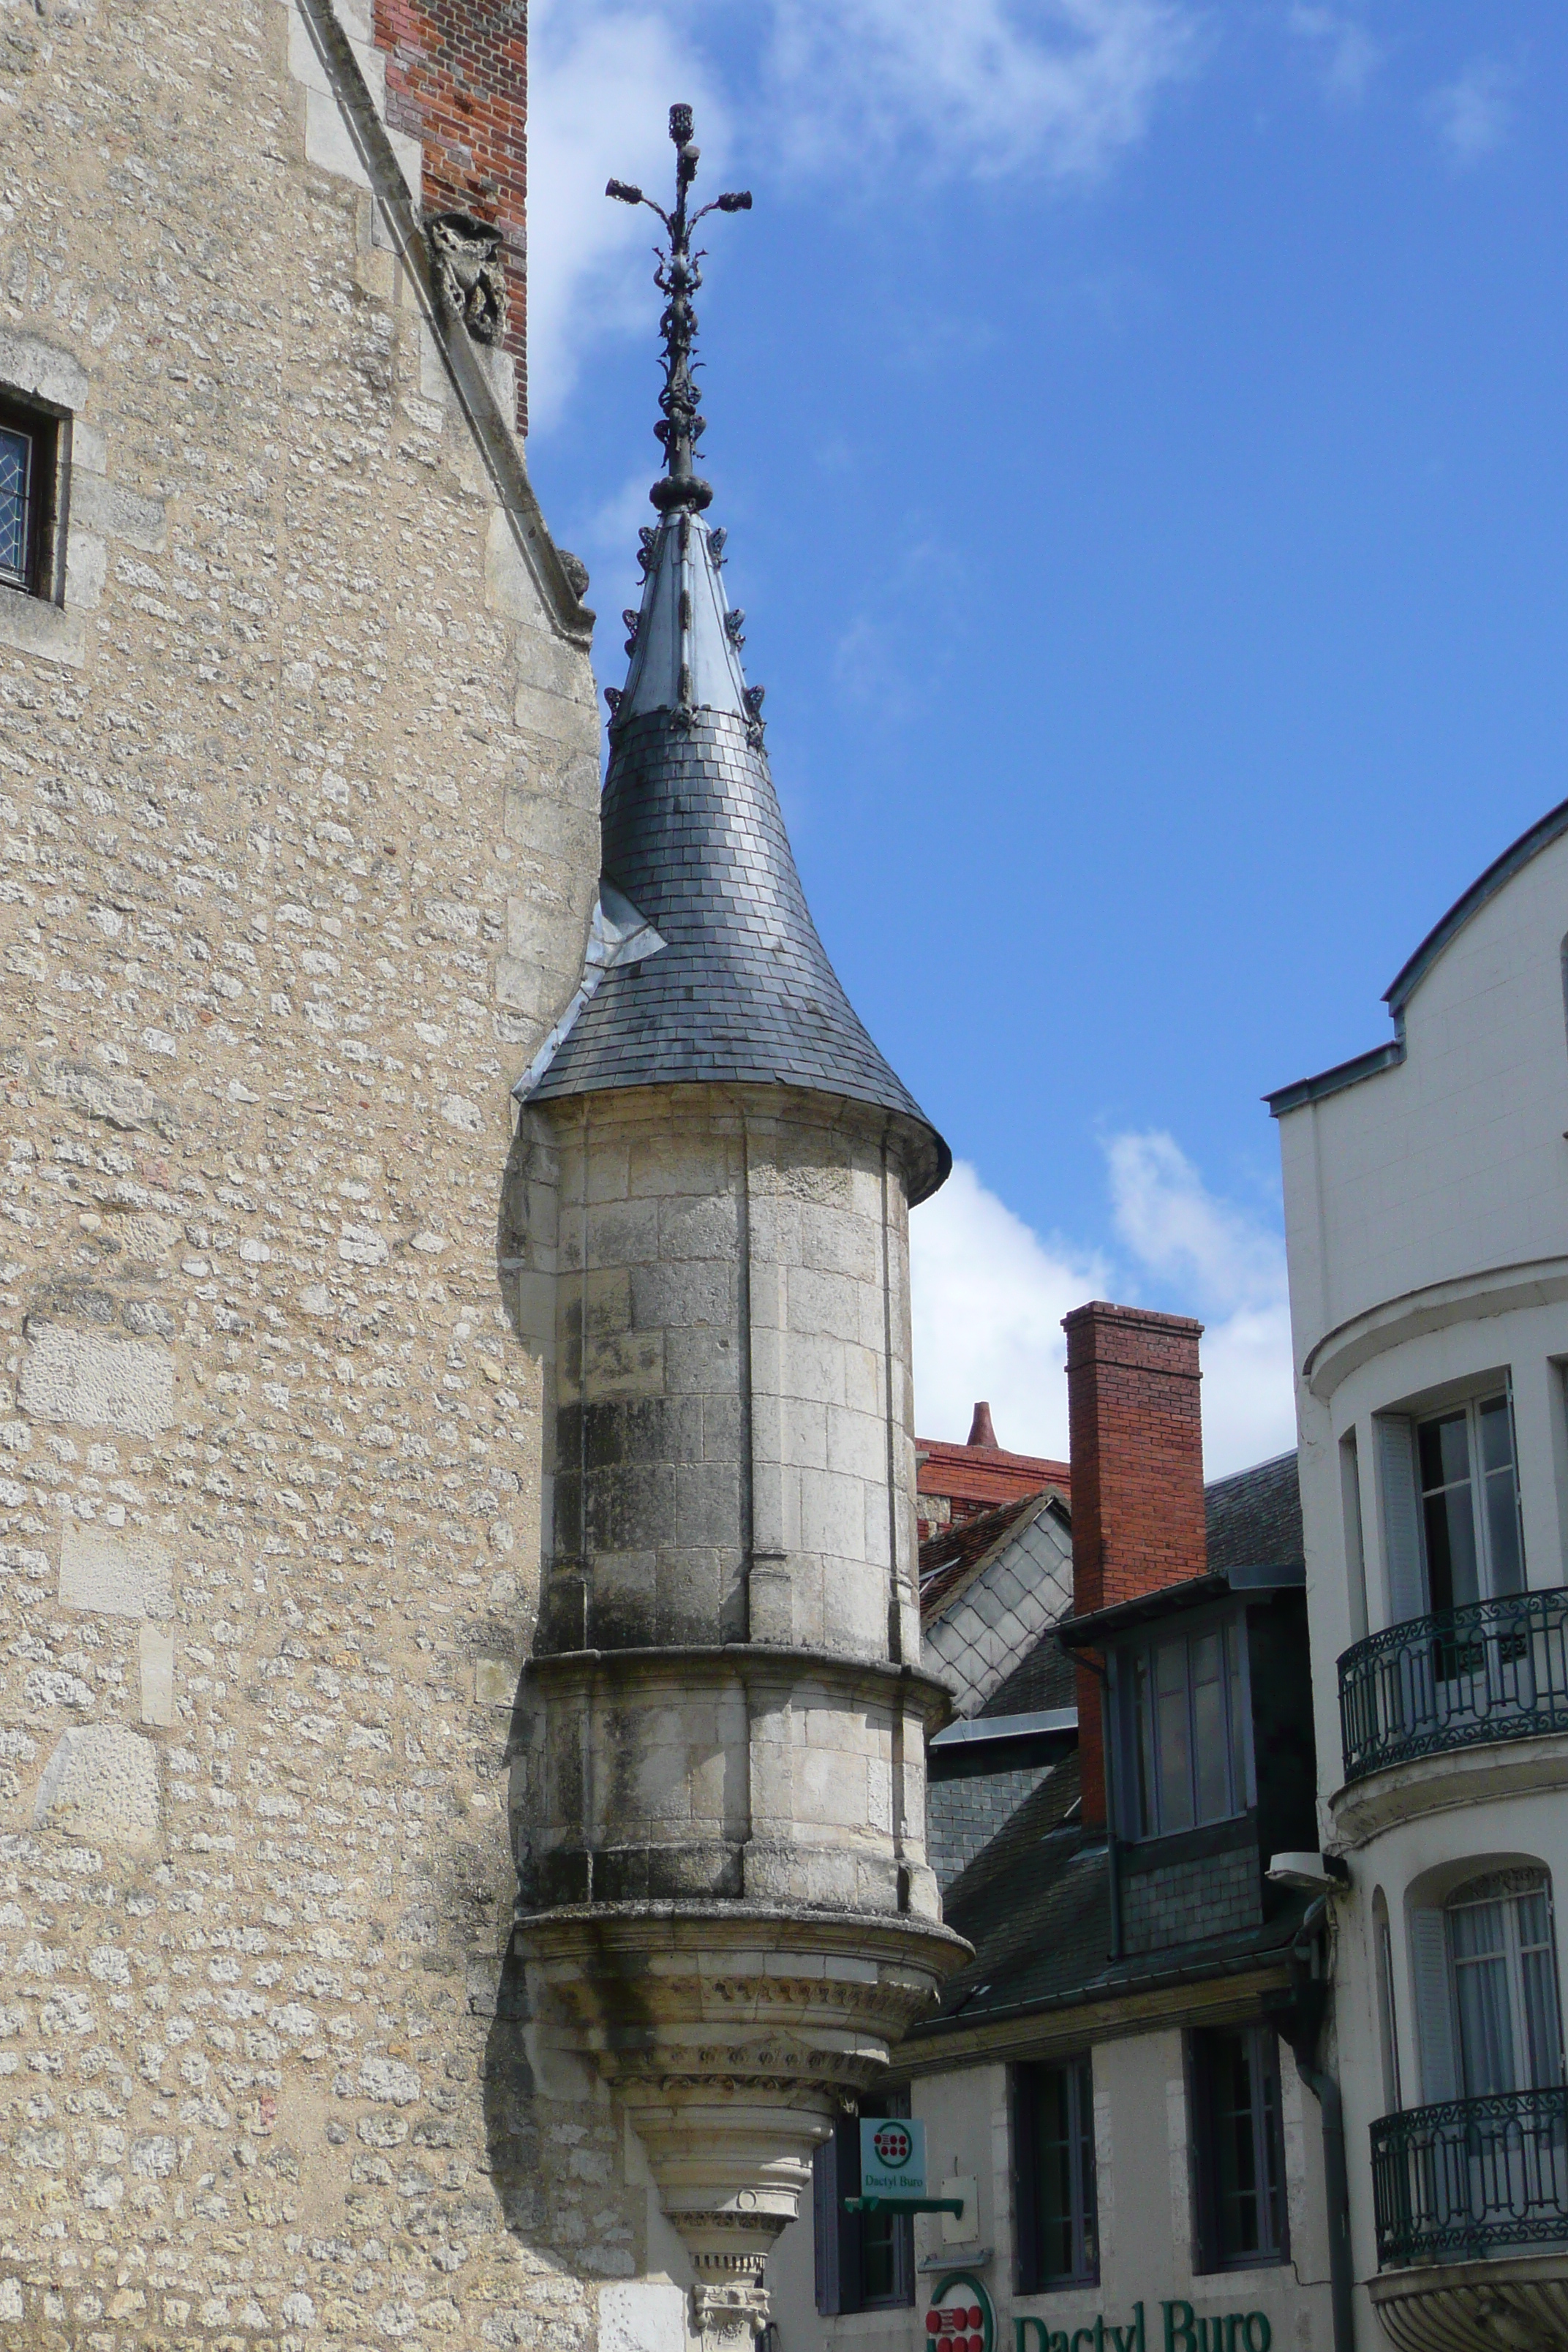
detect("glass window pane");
top-left (1419, 1406), bottom-right (1480, 1614)
top-left (1259, 2048), bottom-right (1285, 2253)
top-left (1192, 1631), bottom-right (1229, 1823)
top-left (1200, 2029), bottom-right (1286, 2268)
top-left (1134, 1651), bottom-right (1157, 1838)
top-left (0, 425), bottom-right (30, 581)
top-left (1210, 2032), bottom-right (1262, 2258)
top-left (1477, 1395), bottom-right (1515, 1477)
top-left (1451, 1899), bottom-right (1515, 2096)
top-left (1156, 1639), bottom-right (1194, 1833)
top-left (1226, 1623), bottom-right (1250, 1811)
top-left (1420, 1411), bottom-right (1473, 1494)
top-left (1520, 1945), bottom-right (1562, 2092)
top-left (1477, 1399), bottom-right (1523, 1595)
top-left (1483, 1469), bottom-right (1524, 1596)
top-left (1033, 2067), bottom-right (1075, 2280)
top-left (859, 2206), bottom-right (895, 2300)
top-left (1076, 2058), bottom-right (1098, 2277)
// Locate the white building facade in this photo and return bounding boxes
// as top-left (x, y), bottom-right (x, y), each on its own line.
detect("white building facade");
top-left (1272, 799), bottom-right (1568, 2351)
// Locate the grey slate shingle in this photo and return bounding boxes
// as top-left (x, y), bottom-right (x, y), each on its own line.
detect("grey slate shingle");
top-left (524, 510), bottom-right (950, 1205)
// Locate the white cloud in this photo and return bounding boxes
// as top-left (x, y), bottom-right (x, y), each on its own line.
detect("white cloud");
top-left (1107, 1130), bottom-right (1296, 1475)
top-left (909, 1161), bottom-right (1105, 1463)
top-left (526, 1), bottom-right (728, 431)
top-left (1287, 4), bottom-right (1382, 106)
top-left (1104, 1130), bottom-right (1281, 1313)
top-left (1425, 59), bottom-right (1515, 167)
top-left (909, 1134), bottom-right (1297, 1481)
top-left (766, 0), bottom-right (1200, 182)
top-left (527, 0), bottom-right (1200, 436)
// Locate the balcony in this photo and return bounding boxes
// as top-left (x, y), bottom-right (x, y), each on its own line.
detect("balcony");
top-left (1372, 2088), bottom-right (1568, 2269)
top-left (1338, 1588), bottom-right (1568, 1784)
top-left (1368, 2092), bottom-right (1568, 2352)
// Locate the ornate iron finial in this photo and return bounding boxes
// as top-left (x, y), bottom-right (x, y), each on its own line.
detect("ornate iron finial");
top-left (607, 105), bottom-right (752, 513)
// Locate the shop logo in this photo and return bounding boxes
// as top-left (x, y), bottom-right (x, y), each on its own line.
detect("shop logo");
top-left (859, 2115), bottom-right (927, 2197)
top-left (927, 2270), bottom-right (994, 2352)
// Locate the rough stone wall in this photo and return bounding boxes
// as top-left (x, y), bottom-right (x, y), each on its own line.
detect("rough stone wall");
top-left (507, 1083), bottom-right (939, 1920)
top-left (0, 0), bottom-right (646, 2343)
top-left (526, 1085), bottom-right (922, 1670)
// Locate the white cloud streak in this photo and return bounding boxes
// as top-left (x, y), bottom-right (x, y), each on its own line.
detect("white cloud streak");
top-left (527, 1), bottom-right (728, 431)
top-left (527, 0), bottom-right (1199, 435)
top-left (765, 0), bottom-right (1199, 182)
top-left (1425, 59), bottom-right (1515, 167)
top-left (1287, 4), bottom-right (1382, 107)
top-left (909, 1134), bottom-right (1297, 1480)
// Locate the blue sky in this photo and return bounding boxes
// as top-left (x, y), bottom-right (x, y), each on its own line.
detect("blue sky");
top-left (521, 1), bottom-right (1568, 1471)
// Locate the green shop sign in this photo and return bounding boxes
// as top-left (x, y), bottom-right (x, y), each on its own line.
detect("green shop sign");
top-left (1016, 2305), bottom-right (1273, 2352)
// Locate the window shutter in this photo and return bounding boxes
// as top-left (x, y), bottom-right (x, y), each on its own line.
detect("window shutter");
top-left (1378, 1416), bottom-right (1426, 1626)
top-left (813, 2125), bottom-right (842, 2315)
top-left (1409, 1909), bottom-right (1460, 2103)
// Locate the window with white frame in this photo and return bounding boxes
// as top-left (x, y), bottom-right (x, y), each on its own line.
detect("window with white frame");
top-left (1411, 1869), bottom-right (1565, 2103)
top-left (1377, 1386), bottom-right (1525, 1627)
top-left (1120, 1616), bottom-right (1251, 1840)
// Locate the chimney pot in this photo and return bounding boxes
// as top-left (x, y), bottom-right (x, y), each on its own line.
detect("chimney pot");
top-left (965, 1401), bottom-right (998, 1449)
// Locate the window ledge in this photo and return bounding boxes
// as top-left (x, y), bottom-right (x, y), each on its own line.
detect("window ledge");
top-left (0, 587), bottom-right (85, 668)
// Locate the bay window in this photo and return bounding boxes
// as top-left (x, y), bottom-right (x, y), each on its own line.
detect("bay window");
top-left (1122, 1616), bottom-right (1251, 1840)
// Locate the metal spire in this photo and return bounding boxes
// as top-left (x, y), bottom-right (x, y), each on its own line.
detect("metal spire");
top-left (607, 105), bottom-right (751, 514)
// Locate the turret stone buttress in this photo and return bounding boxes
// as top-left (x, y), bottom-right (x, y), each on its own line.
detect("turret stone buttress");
top-left (507, 108), bottom-right (966, 2343)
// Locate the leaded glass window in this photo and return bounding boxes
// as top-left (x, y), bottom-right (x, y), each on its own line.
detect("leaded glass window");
top-left (0, 421), bottom-right (34, 588)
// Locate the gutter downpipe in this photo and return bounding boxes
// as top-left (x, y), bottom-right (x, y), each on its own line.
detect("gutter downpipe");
top-left (1282, 1893), bottom-right (1355, 2352)
top-left (1067, 1645), bottom-right (1122, 1960)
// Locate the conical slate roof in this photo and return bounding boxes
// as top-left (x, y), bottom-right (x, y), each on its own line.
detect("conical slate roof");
top-left (521, 505), bottom-right (951, 1205)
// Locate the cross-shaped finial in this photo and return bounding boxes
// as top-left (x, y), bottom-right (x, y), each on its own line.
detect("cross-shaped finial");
top-left (608, 106), bottom-right (752, 513)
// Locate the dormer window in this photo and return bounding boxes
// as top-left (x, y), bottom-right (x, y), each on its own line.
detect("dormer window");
top-left (1122, 1616), bottom-right (1251, 1839)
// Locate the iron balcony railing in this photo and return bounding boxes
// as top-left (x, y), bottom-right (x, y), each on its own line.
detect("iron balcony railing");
top-left (1372, 2088), bottom-right (1568, 2268)
top-left (1338, 1586), bottom-right (1568, 1782)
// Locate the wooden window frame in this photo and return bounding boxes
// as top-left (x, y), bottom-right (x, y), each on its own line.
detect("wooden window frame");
top-left (1188, 2024), bottom-right (1290, 2274)
top-left (1014, 2054), bottom-right (1098, 2293)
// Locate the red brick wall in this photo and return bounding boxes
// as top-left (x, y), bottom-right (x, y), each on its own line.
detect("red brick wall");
top-left (375, 0), bottom-right (528, 431)
top-left (1063, 1300), bottom-right (1205, 1826)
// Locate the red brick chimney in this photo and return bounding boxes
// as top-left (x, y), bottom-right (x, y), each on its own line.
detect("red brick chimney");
top-left (1062, 1301), bottom-right (1206, 1828)
top-left (375, 0), bottom-right (529, 429)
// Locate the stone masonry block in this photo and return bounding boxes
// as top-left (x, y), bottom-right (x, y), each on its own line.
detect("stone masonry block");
top-left (798, 1466), bottom-right (868, 1561)
top-left (138, 1624), bottom-right (175, 1726)
top-left (19, 1323), bottom-right (175, 1437)
top-left (34, 1724), bottom-right (160, 1848)
top-left (60, 1524), bottom-right (172, 1619)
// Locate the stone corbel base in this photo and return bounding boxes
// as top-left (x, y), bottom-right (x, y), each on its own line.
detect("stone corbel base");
top-left (692, 2279), bottom-right (771, 2342)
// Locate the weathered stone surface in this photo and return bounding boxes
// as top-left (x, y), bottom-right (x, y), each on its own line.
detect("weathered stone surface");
top-left (137, 1621), bottom-right (176, 1725)
top-left (59, 1523), bottom-right (171, 1618)
top-left (18, 1323), bottom-right (175, 1437)
top-left (0, 0), bottom-right (615, 2338)
top-left (33, 1722), bottom-right (160, 1845)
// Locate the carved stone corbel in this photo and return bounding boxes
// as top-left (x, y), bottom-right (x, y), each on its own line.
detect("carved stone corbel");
top-left (426, 210), bottom-right (506, 345)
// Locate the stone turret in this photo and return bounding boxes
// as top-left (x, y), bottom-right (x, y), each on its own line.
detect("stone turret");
top-left (507, 108), bottom-right (965, 2342)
